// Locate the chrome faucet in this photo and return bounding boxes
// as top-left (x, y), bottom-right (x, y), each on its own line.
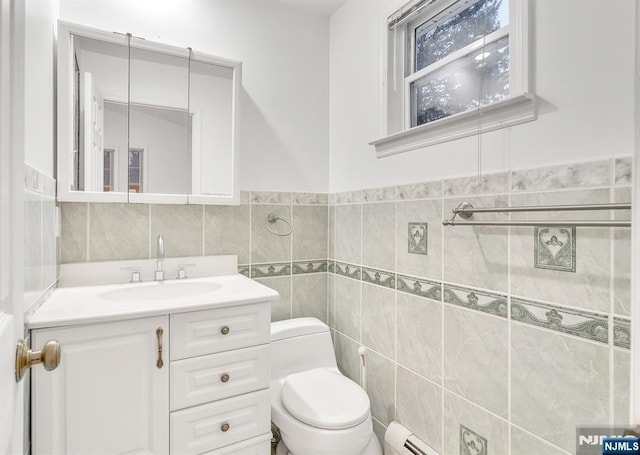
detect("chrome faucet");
top-left (155, 234), bottom-right (165, 281)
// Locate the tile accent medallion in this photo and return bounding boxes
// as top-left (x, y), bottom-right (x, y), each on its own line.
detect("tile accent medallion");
top-left (250, 262), bottom-right (291, 278)
top-left (460, 425), bottom-right (487, 455)
top-left (397, 274), bottom-right (442, 301)
top-left (334, 261), bottom-right (361, 280)
top-left (534, 226), bottom-right (576, 272)
top-left (362, 267), bottom-right (396, 289)
top-left (443, 284), bottom-right (507, 318)
top-left (614, 317), bottom-right (631, 349)
top-left (292, 260), bottom-right (328, 274)
top-left (511, 298), bottom-right (608, 344)
top-left (408, 222), bottom-right (428, 255)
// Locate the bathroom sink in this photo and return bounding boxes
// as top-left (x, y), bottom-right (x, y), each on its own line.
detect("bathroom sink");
top-left (99, 281), bottom-right (221, 301)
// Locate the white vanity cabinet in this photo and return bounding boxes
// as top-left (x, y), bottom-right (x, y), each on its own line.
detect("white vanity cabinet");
top-left (32, 301), bottom-right (272, 455)
top-left (32, 316), bottom-right (170, 455)
top-left (169, 302), bottom-right (271, 455)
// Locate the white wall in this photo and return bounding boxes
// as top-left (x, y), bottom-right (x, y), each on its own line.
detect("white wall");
top-left (329, 0), bottom-right (636, 191)
top-left (25, 0), bottom-right (58, 176)
top-left (104, 103), bottom-right (192, 194)
top-left (59, 0), bottom-right (330, 192)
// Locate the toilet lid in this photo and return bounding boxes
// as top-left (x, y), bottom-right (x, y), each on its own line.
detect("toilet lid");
top-left (281, 368), bottom-right (370, 430)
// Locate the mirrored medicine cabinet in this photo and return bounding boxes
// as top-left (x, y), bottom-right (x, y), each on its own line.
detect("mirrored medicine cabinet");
top-left (57, 21), bottom-right (241, 205)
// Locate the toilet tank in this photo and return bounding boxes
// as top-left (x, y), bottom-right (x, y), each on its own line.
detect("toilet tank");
top-left (270, 318), bottom-right (338, 380)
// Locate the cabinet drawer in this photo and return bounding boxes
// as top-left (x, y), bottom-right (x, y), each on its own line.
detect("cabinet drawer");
top-left (170, 389), bottom-right (270, 455)
top-left (171, 344), bottom-right (269, 411)
top-left (170, 303), bottom-right (270, 360)
top-left (201, 433), bottom-right (270, 455)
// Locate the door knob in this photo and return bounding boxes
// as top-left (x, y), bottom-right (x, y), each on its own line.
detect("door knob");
top-left (15, 339), bottom-right (61, 382)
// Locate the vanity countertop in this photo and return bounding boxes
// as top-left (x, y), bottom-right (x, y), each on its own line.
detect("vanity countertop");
top-left (28, 274), bottom-right (278, 329)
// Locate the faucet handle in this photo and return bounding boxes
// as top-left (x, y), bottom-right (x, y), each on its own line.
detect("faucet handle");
top-left (177, 263), bottom-right (196, 280)
top-left (120, 267), bottom-right (142, 283)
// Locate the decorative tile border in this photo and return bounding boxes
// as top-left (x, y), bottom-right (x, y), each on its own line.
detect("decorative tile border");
top-left (397, 180), bottom-right (442, 200)
top-left (613, 317), bottom-right (631, 349)
top-left (328, 260), bottom-right (335, 273)
top-left (397, 274), bottom-right (441, 301)
top-left (511, 297), bottom-right (608, 344)
top-left (333, 261), bottom-right (361, 280)
top-left (292, 260), bottom-right (328, 274)
top-left (615, 157), bottom-right (632, 186)
top-left (237, 264), bottom-right (250, 277)
top-left (408, 222), bottom-right (428, 255)
top-left (25, 163), bottom-right (56, 197)
top-left (443, 284), bottom-right (507, 318)
top-left (250, 191), bottom-right (291, 204)
top-left (250, 262), bottom-right (291, 278)
top-left (362, 267), bottom-right (396, 289)
top-left (335, 190), bottom-right (362, 204)
top-left (534, 226), bottom-right (576, 273)
top-left (444, 172), bottom-right (508, 197)
top-left (511, 160), bottom-right (610, 192)
top-left (460, 425), bottom-right (487, 455)
top-left (292, 193), bottom-right (329, 205)
top-left (362, 186), bottom-right (396, 203)
top-left (240, 191), bottom-right (251, 204)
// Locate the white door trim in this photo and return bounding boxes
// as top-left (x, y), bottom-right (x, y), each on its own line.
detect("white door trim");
top-left (0, 0), bottom-right (26, 453)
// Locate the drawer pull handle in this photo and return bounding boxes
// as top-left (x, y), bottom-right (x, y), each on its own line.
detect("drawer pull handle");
top-left (221, 422), bottom-right (230, 432)
top-left (156, 328), bottom-right (164, 369)
top-left (221, 373), bottom-right (230, 383)
top-left (221, 326), bottom-right (230, 335)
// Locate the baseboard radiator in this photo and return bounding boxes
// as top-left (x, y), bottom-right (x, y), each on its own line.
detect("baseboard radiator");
top-left (384, 421), bottom-right (439, 455)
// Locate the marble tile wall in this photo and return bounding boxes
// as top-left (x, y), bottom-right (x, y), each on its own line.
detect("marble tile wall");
top-left (58, 157), bottom-right (633, 454)
top-left (24, 164), bottom-right (57, 316)
top-left (60, 191), bottom-right (329, 322)
top-left (328, 157), bottom-right (632, 455)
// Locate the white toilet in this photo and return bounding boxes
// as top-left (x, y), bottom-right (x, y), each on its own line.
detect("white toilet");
top-left (270, 317), bottom-right (383, 455)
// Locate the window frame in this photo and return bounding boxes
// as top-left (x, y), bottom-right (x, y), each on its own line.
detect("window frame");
top-left (372, 0), bottom-right (535, 157)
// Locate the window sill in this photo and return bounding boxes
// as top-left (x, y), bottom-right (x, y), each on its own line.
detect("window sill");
top-left (370, 93), bottom-right (537, 158)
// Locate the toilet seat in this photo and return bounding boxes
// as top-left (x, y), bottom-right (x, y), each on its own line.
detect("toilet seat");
top-left (281, 368), bottom-right (370, 430)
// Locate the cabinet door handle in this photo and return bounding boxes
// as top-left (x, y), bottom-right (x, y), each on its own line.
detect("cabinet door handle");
top-left (221, 422), bottom-right (230, 432)
top-left (220, 373), bottom-right (230, 383)
top-left (156, 328), bottom-right (164, 369)
top-left (220, 326), bottom-right (230, 335)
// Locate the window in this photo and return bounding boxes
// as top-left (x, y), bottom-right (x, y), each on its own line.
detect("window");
top-left (372, 0), bottom-right (535, 157)
top-left (103, 149), bottom-right (114, 192)
top-left (128, 148), bottom-right (144, 193)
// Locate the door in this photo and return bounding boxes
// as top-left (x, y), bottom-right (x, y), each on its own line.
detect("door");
top-left (32, 316), bottom-right (170, 455)
top-left (82, 72), bottom-right (105, 192)
top-left (0, 0), bottom-right (26, 453)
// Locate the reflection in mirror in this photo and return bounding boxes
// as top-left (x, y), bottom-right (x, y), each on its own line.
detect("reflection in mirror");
top-left (59, 21), bottom-right (241, 204)
top-left (128, 43), bottom-right (190, 195)
top-left (72, 34), bottom-right (128, 193)
top-left (189, 58), bottom-right (234, 196)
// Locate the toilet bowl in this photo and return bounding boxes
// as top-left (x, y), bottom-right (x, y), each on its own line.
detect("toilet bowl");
top-left (270, 317), bottom-right (382, 455)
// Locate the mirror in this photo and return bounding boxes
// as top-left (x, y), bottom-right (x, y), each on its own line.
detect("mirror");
top-left (57, 21), bottom-right (241, 204)
top-left (128, 42), bottom-right (190, 195)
